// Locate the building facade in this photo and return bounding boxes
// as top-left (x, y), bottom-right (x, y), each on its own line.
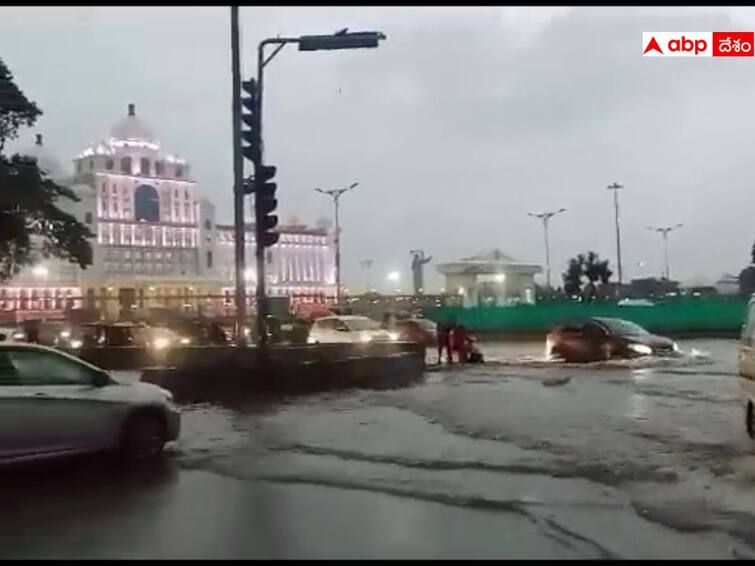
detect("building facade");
top-left (436, 249), bottom-right (542, 307)
top-left (0, 104), bottom-right (335, 321)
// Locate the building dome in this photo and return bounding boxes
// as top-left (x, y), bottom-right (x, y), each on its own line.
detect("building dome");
top-left (109, 103), bottom-right (156, 143)
top-left (25, 134), bottom-right (64, 179)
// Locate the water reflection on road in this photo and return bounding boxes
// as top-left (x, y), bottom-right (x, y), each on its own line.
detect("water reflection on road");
top-left (3, 339), bottom-right (755, 559)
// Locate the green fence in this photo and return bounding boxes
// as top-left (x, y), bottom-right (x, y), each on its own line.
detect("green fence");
top-left (425, 297), bottom-right (750, 335)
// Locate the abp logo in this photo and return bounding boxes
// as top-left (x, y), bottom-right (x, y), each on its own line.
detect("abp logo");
top-left (642, 32), bottom-right (712, 57)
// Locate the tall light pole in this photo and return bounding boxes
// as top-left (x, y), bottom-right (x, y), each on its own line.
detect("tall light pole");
top-left (315, 182), bottom-right (359, 304)
top-left (527, 208), bottom-right (566, 289)
top-left (647, 223), bottom-right (683, 280)
top-left (230, 6), bottom-right (247, 346)
top-left (607, 182), bottom-right (624, 296)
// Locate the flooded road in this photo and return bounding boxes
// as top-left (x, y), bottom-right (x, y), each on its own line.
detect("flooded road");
top-left (3, 338), bottom-right (755, 559)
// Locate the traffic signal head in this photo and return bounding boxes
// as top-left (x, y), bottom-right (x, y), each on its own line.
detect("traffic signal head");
top-left (254, 163), bottom-right (279, 248)
top-left (240, 78), bottom-right (259, 163)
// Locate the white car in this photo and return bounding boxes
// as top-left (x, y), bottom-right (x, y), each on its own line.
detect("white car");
top-left (0, 343), bottom-right (180, 464)
top-left (308, 315), bottom-right (398, 344)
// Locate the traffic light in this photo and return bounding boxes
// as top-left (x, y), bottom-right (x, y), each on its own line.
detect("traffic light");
top-left (254, 164), bottom-right (279, 247)
top-left (240, 78), bottom-right (259, 164)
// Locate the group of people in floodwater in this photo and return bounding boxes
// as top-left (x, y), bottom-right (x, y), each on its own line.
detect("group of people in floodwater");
top-left (436, 321), bottom-right (484, 365)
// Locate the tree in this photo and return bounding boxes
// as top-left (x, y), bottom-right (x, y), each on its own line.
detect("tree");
top-left (562, 251), bottom-right (614, 298)
top-left (563, 256), bottom-right (583, 296)
top-left (0, 58), bottom-right (92, 282)
top-left (583, 251), bottom-right (613, 285)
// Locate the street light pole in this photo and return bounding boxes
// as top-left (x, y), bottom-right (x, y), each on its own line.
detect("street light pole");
top-left (647, 224), bottom-right (683, 280)
top-left (607, 182), bottom-right (624, 296)
top-left (230, 6), bottom-right (247, 346)
top-left (527, 208), bottom-right (566, 289)
top-left (315, 183), bottom-right (359, 304)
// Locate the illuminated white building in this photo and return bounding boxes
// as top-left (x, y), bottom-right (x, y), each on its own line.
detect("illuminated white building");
top-left (0, 104), bottom-right (335, 321)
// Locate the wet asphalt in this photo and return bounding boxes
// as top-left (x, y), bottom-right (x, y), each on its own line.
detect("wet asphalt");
top-left (2, 338), bottom-right (755, 559)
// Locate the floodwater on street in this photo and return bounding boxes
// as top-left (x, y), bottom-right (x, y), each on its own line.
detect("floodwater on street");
top-left (3, 338), bottom-right (755, 559)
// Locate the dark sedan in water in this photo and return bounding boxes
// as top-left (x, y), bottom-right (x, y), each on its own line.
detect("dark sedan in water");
top-left (546, 317), bottom-right (680, 363)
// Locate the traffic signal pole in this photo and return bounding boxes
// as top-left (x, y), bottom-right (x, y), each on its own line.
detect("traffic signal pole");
top-left (230, 7), bottom-right (247, 346)
top-left (250, 31), bottom-right (385, 353)
top-left (255, 40), bottom-right (268, 351)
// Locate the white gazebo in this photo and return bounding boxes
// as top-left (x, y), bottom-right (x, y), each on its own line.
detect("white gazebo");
top-left (437, 249), bottom-right (542, 307)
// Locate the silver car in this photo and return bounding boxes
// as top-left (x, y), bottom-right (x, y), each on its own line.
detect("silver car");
top-left (308, 315), bottom-right (398, 344)
top-left (0, 343), bottom-right (180, 464)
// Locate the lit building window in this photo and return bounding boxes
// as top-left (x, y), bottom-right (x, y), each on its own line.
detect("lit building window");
top-left (134, 184), bottom-right (160, 222)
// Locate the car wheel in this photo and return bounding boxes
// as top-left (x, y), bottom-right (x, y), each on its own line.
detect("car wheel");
top-left (747, 402), bottom-right (755, 439)
top-left (121, 413), bottom-right (166, 462)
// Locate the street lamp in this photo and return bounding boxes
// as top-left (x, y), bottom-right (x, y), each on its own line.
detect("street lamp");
top-left (314, 182), bottom-right (359, 304)
top-left (647, 224), bottom-right (683, 280)
top-left (230, 8), bottom-right (386, 348)
top-left (527, 208), bottom-right (566, 289)
top-left (606, 182), bottom-right (624, 296)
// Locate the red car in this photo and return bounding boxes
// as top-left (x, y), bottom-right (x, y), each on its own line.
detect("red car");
top-left (391, 318), bottom-right (438, 347)
top-left (546, 317), bottom-right (679, 363)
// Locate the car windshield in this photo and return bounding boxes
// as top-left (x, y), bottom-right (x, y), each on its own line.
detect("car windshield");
top-left (345, 319), bottom-right (381, 331)
top-left (595, 318), bottom-right (650, 336)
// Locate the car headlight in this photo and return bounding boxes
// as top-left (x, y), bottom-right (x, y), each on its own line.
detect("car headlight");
top-left (360, 334), bottom-right (372, 343)
top-left (60, 330), bottom-right (71, 339)
top-left (628, 343), bottom-right (653, 356)
top-left (307, 336), bottom-right (316, 344)
top-left (672, 342), bottom-right (681, 353)
top-left (388, 331), bottom-right (400, 341)
top-left (153, 337), bottom-right (170, 350)
top-left (69, 339), bottom-right (83, 349)
top-left (179, 337), bottom-right (191, 345)
top-left (12, 331), bottom-right (25, 340)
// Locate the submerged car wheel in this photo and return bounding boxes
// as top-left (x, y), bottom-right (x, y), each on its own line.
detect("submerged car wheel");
top-left (121, 413), bottom-right (166, 461)
top-left (747, 402), bottom-right (755, 440)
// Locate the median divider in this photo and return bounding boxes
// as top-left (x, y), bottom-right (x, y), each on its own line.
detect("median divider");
top-left (72, 342), bottom-right (426, 402)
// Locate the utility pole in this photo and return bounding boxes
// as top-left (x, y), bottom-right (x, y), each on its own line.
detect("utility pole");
top-left (230, 6), bottom-right (247, 346)
top-left (607, 182), bottom-right (624, 296)
top-left (315, 182), bottom-right (359, 304)
top-left (527, 209), bottom-right (566, 289)
top-left (647, 224), bottom-right (683, 280)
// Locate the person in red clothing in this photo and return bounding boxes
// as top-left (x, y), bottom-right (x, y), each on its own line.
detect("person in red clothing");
top-left (451, 323), bottom-right (469, 364)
